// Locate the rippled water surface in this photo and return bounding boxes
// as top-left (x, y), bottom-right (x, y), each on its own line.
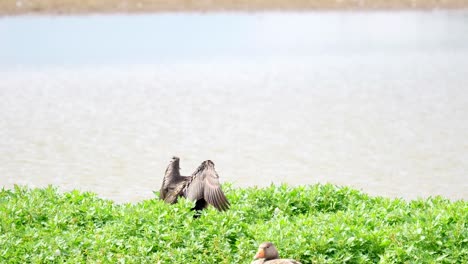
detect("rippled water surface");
top-left (1, 11), bottom-right (468, 202)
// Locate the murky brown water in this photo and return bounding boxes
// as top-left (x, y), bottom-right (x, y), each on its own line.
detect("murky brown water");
top-left (1, 12), bottom-right (468, 202)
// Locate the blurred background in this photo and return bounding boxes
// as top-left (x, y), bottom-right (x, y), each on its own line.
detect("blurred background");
top-left (1, 2), bottom-right (468, 202)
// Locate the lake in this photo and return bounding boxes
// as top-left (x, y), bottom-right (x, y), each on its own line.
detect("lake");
top-left (1, 11), bottom-right (467, 202)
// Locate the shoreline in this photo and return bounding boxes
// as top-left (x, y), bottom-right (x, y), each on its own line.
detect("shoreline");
top-left (2, 0), bottom-right (468, 16)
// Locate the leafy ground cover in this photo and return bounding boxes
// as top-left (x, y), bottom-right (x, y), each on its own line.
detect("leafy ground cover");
top-left (1, 184), bottom-right (466, 263)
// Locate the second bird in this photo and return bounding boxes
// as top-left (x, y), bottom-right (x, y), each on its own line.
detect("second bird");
top-left (159, 156), bottom-right (230, 213)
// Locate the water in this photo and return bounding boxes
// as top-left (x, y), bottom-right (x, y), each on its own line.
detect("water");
top-left (1, 11), bottom-right (468, 202)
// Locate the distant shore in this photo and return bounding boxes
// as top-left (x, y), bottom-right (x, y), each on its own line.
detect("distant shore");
top-left (2, 0), bottom-right (468, 15)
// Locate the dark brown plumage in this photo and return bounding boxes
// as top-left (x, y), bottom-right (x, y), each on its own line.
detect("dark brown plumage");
top-left (252, 242), bottom-right (302, 264)
top-left (159, 156), bottom-right (187, 203)
top-left (159, 156), bottom-right (230, 213)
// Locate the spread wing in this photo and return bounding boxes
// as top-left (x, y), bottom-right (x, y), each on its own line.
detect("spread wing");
top-left (186, 167), bottom-right (230, 211)
top-left (160, 156), bottom-right (182, 201)
top-left (204, 171), bottom-right (230, 211)
top-left (159, 161), bottom-right (173, 200)
top-left (185, 172), bottom-right (205, 202)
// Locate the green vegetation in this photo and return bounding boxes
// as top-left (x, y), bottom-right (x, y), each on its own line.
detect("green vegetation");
top-left (1, 184), bottom-right (467, 263)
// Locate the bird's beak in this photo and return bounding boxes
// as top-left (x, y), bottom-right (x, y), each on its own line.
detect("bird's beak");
top-left (254, 248), bottom-right (265, 259)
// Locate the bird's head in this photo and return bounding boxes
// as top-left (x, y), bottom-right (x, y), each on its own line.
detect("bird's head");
top-left (254, 242), bottom-right (279, 260)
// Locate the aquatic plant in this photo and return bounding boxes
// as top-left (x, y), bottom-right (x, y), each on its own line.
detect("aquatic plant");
top-left (0, 184), bottom-right (466, 263)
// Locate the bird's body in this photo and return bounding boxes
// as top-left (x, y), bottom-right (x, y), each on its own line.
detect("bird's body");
top-left (252, 242), bottom-right (301, 264)
top-left (252, 260), bottom-right (301, 264)
top-left (159, 157), bottom-right (230, 212)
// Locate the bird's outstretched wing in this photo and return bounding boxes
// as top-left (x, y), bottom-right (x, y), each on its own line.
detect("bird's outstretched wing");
top-left (160, 156), bottom-right (181, 201)
top-left (204, 170), bottom-right (230, 211)
top-left (185, 161), bottom-right (230, 211)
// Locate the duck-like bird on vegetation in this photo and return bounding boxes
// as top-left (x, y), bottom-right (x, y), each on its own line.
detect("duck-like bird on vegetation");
top-left (252, 242), bottom-right (302, 264)
top-left (159, 156), bottom-right (230, 213)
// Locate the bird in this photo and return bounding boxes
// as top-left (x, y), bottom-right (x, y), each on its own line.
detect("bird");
top-left (159, 156), bottom-right (230, 214)
top-left (251, 242), bottom-right (302, 264)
